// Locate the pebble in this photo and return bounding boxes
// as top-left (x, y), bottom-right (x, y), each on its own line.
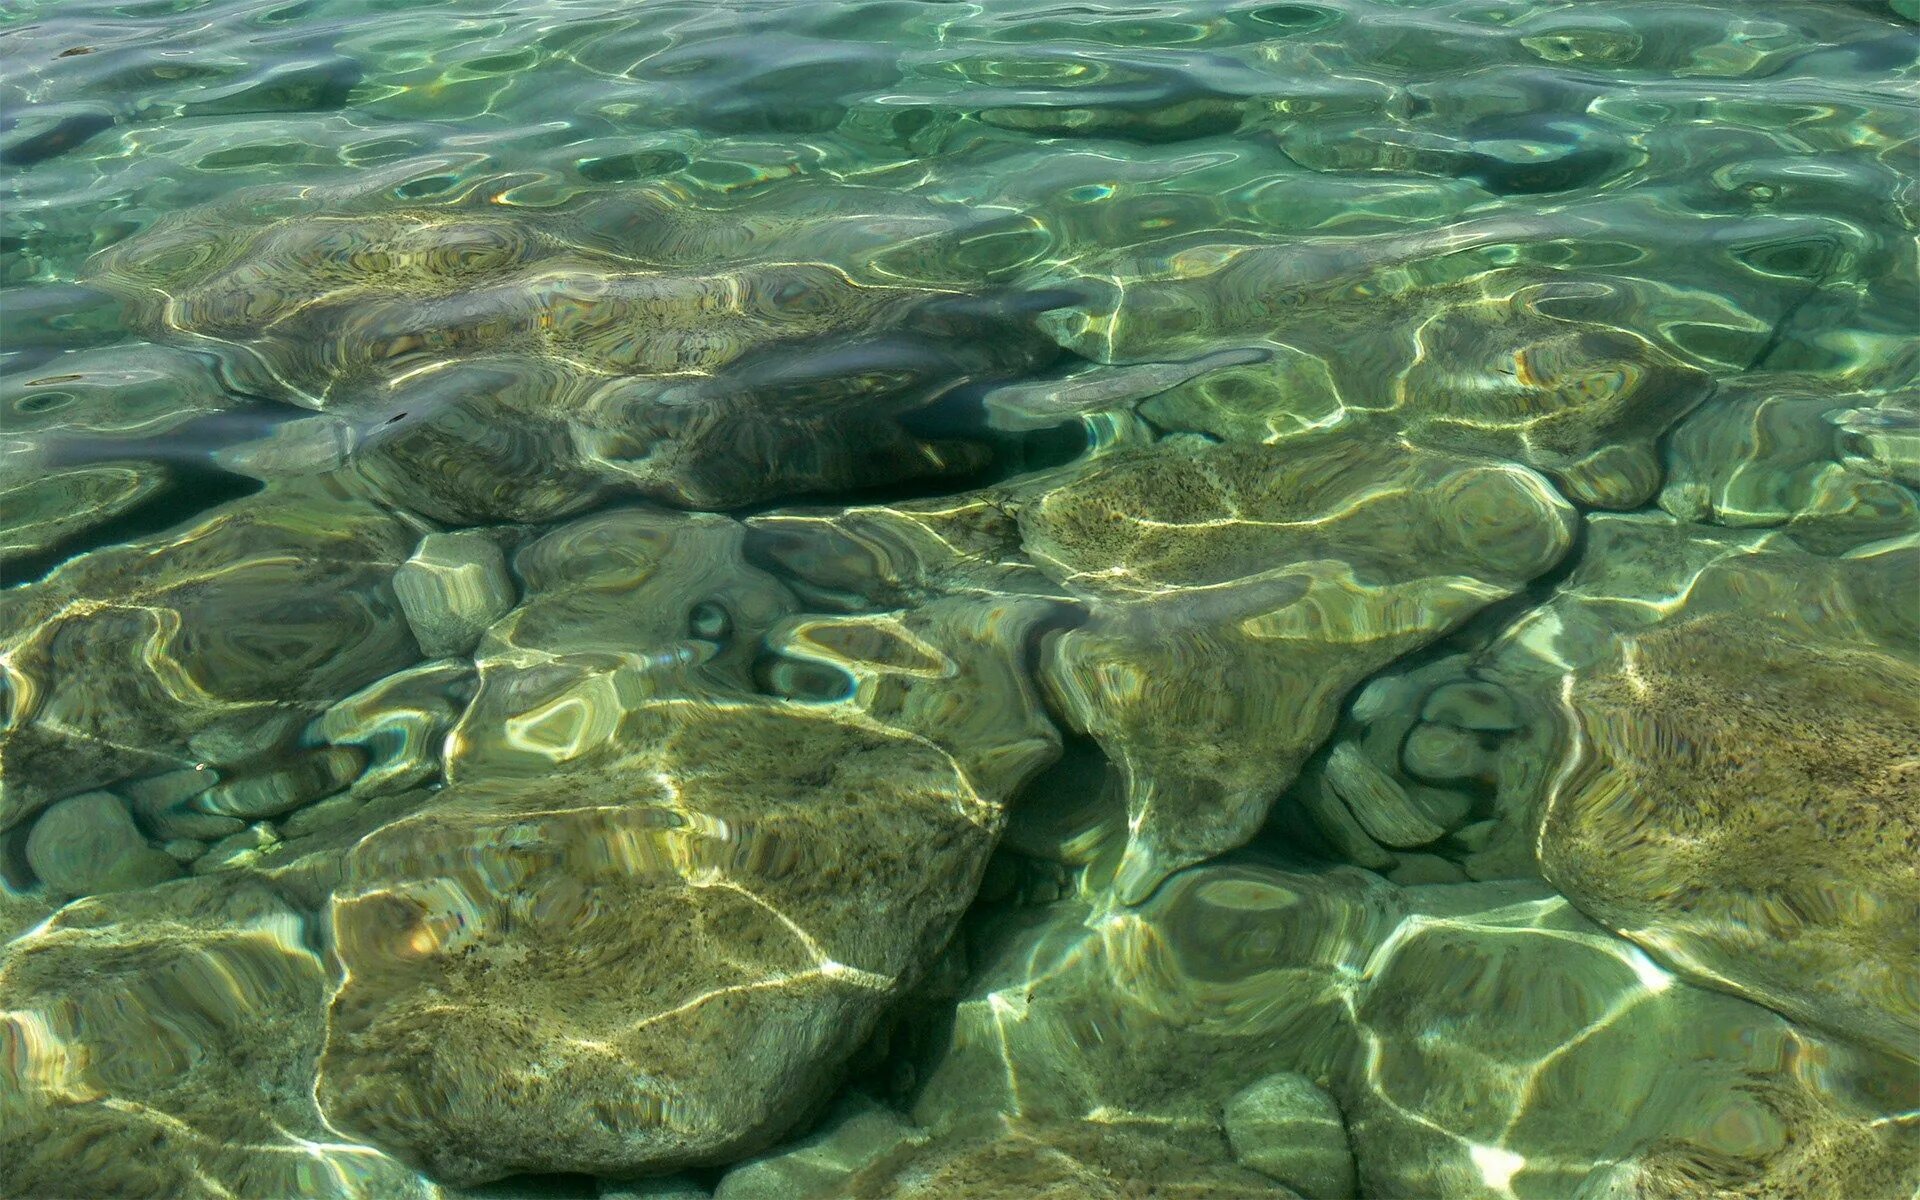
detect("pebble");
top-left (199, 746), bottom-right (365, 820)
top-left (1387, 852), bottom-right (1469, 886)
top-left (1223, 1072), bottom-right (1356, 1199)
top-left (1401, 723), bottom-right (1494, 783)
top-left (191, 822), bottom-right (280, 875)
top-left (26, 791), bottom-right (182, 896)
top-left (1326, 743), bottom-right (1447, 848)
top-left (1419, 680), bottom-right (1522, 731)
top-left (392, 530), bottom-right (517, 657)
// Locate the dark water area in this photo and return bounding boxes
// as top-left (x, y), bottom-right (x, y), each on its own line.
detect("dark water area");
top-left (1, 2), bottom-right (1917, 1197)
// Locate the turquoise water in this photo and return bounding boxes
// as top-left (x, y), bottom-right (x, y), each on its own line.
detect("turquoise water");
top-left (2, 1), bottom-right (1917, 1197)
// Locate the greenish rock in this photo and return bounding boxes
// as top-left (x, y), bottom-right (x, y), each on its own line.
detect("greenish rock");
top-left (160, 837), bottom-right (209, 863)
top-left (198, 746), bottom-right (366, 820)
top-left (1399, 722), bottom-right (1494, 784)
top-left (316, 658), bottom-right (476, 796)
top-left (1384, 853), bottom-right (1468, 887)
top-left (1223, 1072), bottom-right (1355, 1200)
top-left (1421, 680), bottom-right (1523, 731)
top-left (714, 1096), bottom-right (916, 1199)
top-left (981, 347), bottom-right (1271, 432)
top-left (0, 482), bottom-right (421, 828)
top-left (25, 790), bottom-right (182, 896)
top-left (184, 708), bottom-right (313, 770)
top-left (1450, 513), bottom-right (1920, 1057)
top-left (393, 530), bottom-right (518, 658)
top-left (1659, 377), bottom-right (1920, 553)
top-left (0, 459), bottom-right (171, 566)
top-left (714, 1103), bottom-right (1297, 1200)
top-left (213, 413), bottom-right (359, 480)
top-left (0, 877), bottom-right (441, 1199)
top-left (1535, 612), bottom-right (1920, 1063)
top-left (1342, 886), bottom-right (1919, 1200)
top-left (275, 505), bottom-right (1065, 1183)
top-left (191, 821), bottom-right (282, 875)
top-left (1325, 742), bottom-right (1450, 849)
top-left (1016, 432), bottom-right (1575, 900)
top-left (911, 865), bottom-right (1919, 1200)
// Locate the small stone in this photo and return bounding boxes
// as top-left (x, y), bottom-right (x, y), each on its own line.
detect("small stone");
top-left (1386, 853), bottom-right (1468, 886)
top-left (393, 531), bottom-right (517, 658)
top-left (278, 790), bottom-right (364, 838)
top-left (1419, 680), bottom-right (1521, 731)
top-left (714, 1097), bottom-right (917, 1200)
top-left (191, 822), bottom-right (279, 875)
top-left (1401, 723), bottom-right (1494, 783)
top-left (1326, 743), bottom-right (1446, 848)
top-left (25, 791), bottom-right (182, 896)
top-left (198, 746), bottom-right (365, 820)
top-left (123, 768), bottom-right (236, 839)
top-left (1445, 818), bottom-right (1500, 856)
top-left (1223, 1072), bottom-right (1356, 1200)
top-left (186, 709), bottom-right (310, 768)
top-left (317, 659), bottom-right (473, 797)
top-left (160, 838), bottom-right (209, 864)
top-left (212, 414), bottom-right (356, 479)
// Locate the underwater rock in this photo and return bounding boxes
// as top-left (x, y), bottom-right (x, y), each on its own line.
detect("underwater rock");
top-left (446, 506), bottom-right (797, 784)
top-left (713, 1095), bottom-right (917, 1199)
top-left (748, 492), bottom-right (1069, 613)
top-left (0, 458), bottom-right (171, 566)
top-left (914, 864), bottom-right (1407, 1131)
top-left (392, 530), bottom-right (517, 658)
top-left (1659, 376), bottom-right (1919, 552)
top-left (760, 595), bottom-right (1065, 799)
top-left (1423, 512), bottom-right (1920, 1055)
top-left (0, 342), bottom-right (235, 441)
top-left (1222, 1073), bottom-right (1355, 1200)
top-left (913, 865), bottom-right (1920, 1200)
top-left (198, 746), bottom-right (366, 821)
top-left (316, 658), bottom-right (476, 797)
top-left (293, 504), bottom-right (1063, 1182)
top-left (572, 324), bottom-right (1021, 512)
top-left (715, 1100), bottom-right (1296, 1200)
top-left (315, 695), bottom-right (1023, 1183)
top-left (1290, 655), bottom-right (1522, 880)
top-left (1535, 612), bottom-right (1920, 1063)
top-left (85, 197), bottom-right (1007, 414)
top-left (980, 347), bottom-right (1271, 432)
top-left (0, 877), bottom-right (440, 1200)
top-left (24, 789), bottom-right (181, 896)
top-left (1342, 885), bottom-right (1919, 1200)
top-left (0, 481), bottom-right (421, 827)
top-left (1016, 432), bottom-right (1576, 900)
top-left (1388, 290), bottom-right (1714, 508)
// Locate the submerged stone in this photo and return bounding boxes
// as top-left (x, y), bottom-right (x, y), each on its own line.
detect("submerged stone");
top-left (24, 790), bottom-right (181, 896)
top-left (0, 481), bottom-right (420, 827)
top-left (1015, 432), bottom-right (1575, 900)
top-left (1659, 376), bottom-right (1919, 553)
top-left (392, 530), bottom-right (517, 658)
top-left (1223, 1072), bottom-right (1355, 1200)
top-left (1537, 613), bottom-right (1920, 1063)
top-left (0, 878), bottom-right (439, 1199)
top-left (910, 866), bottom-right (1919, 1200)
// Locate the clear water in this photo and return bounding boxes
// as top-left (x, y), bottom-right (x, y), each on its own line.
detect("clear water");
top-left (2, 1), bottom-right (1917, 1197)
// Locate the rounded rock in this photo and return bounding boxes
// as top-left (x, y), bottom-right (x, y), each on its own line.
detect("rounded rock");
top-left (26, 791), bottom-right (182, 896)
top-left (1223, 1072), bottom-right (1356, 1199)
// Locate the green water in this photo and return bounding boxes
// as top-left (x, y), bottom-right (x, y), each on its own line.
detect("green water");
top-left (2, 1), bottom-right (1917, 1196)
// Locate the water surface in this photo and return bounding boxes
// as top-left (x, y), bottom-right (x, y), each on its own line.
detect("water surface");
top-left (2, 2), bottom-right (1917, 1197)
